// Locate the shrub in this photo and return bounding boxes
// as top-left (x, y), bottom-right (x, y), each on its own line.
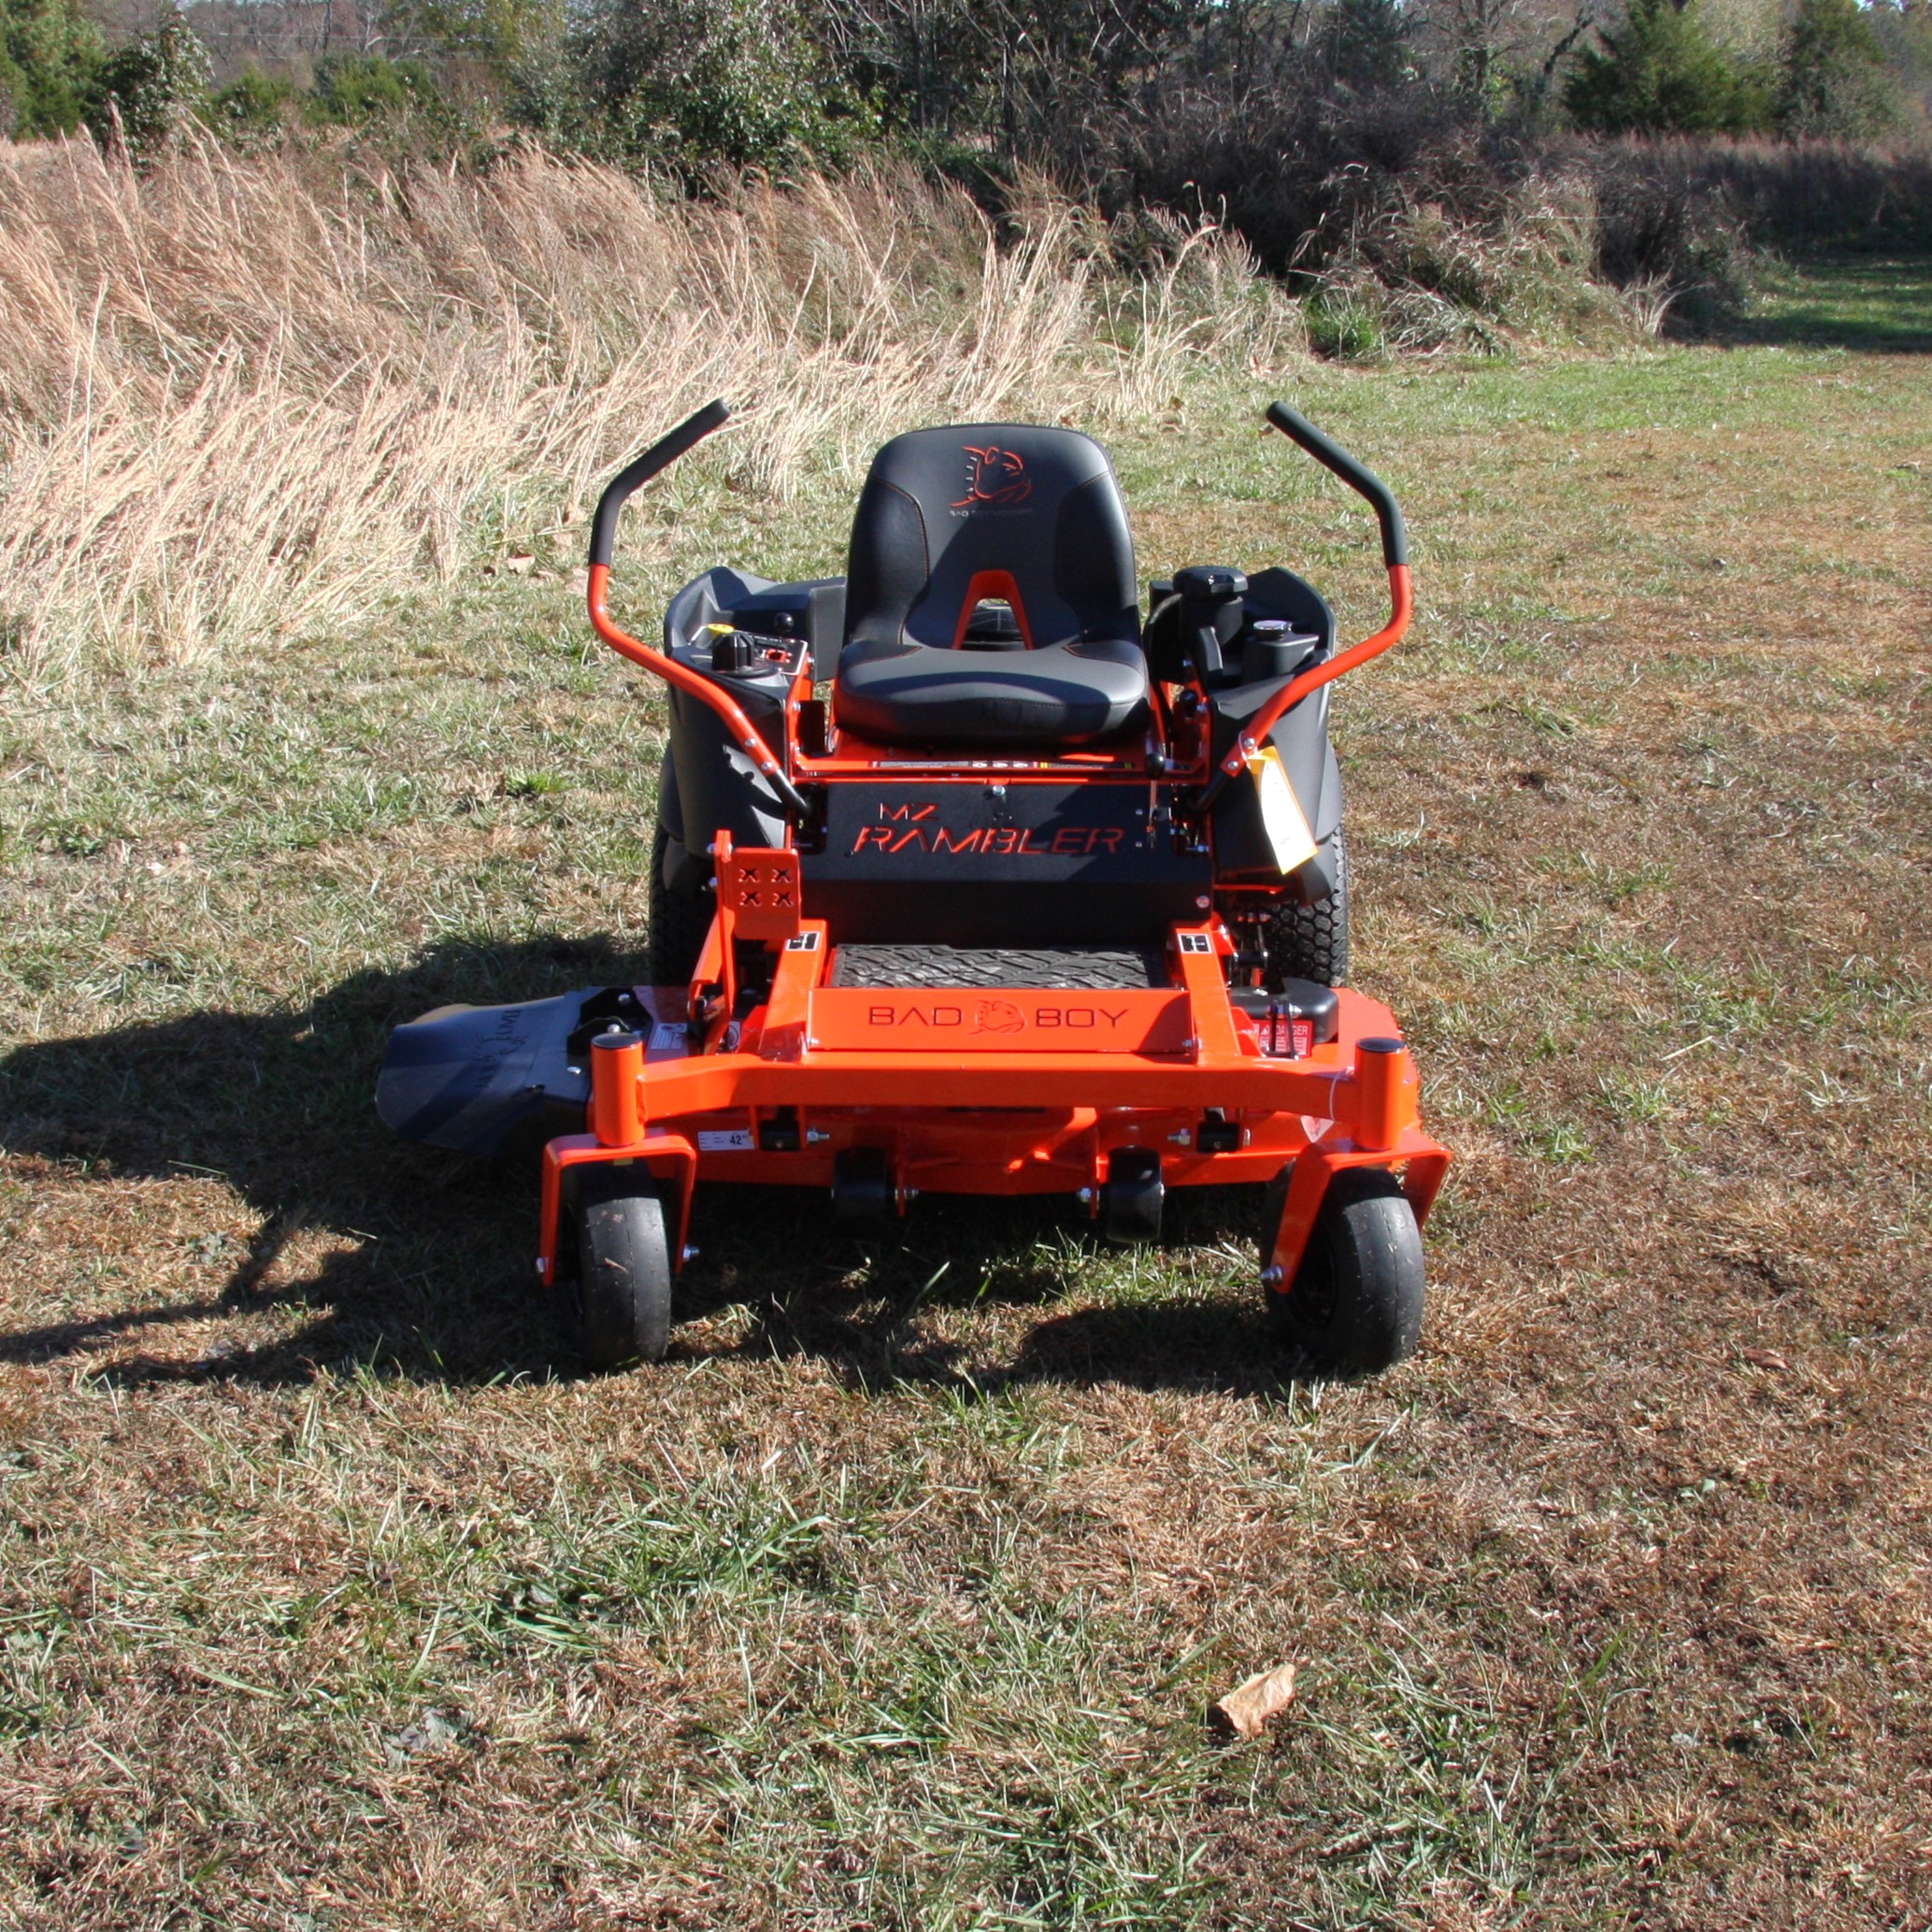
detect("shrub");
top-left (1579, 137), bottom-right (1755, 326)
top-left (1565, 0), bottom-right (1772, 136)
top-left (308, 53), bottom-right (440, 126)
top-left (1303, 286), bottom-right (1387, 358)
top-left (559, 0), bottom-right (878, 173)
top-left (206, 64), bottom-right (298, 138)
top-left (86, 3), bottom-right (212, 160)
top-left (1304, 169), bottom-right (1676, 354)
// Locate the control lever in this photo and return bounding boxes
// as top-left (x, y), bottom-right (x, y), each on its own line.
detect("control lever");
top-left (1171, 565), bottom-right (1248, 687)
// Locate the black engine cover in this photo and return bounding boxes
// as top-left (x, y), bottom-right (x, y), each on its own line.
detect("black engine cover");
top-left (802, 781), bottom-right (1210, 946)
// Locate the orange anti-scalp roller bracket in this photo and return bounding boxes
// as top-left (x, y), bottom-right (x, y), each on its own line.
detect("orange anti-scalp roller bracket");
top-left (1259, 1034), bottom-right (1447, 1292)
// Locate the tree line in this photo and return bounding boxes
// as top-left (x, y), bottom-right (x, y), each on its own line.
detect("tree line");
top-left (5, 0), bottom-right (1929, 270)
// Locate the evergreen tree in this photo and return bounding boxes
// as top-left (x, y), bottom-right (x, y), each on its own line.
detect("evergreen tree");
top-left (1778, 0), bottom-right (1897, 135)
top-left (1315, 0), bottom-right (1417, 93)
top-left (1565, 0), bottom-right (1772, 134)
top-left (0, 0), bottom-right (102, 137)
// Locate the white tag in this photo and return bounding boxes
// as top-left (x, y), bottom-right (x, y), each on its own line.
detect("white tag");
top-left (1250, 746), bottom-right (1318, 874)
top-left (650, 1022), bottom-right (686, 1052)
top-left (697, 1128), bottom-right (755, 1152)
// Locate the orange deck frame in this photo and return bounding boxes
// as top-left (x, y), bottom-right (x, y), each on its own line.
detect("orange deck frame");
top-left (538, 903), bottom-right (1450, 1295)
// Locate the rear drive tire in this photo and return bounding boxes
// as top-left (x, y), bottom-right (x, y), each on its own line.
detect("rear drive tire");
top-left (576, 1172), bottom-right (674, 1367)
top-left (1262, 824), bottom-right (1350, 989)
top-left (649, 821), bottom-right (714, 989)
top-left (1262, 1164), bottom-right (1422, 1375)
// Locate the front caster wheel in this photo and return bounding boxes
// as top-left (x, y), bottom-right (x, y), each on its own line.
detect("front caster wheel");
top-left (1262, 1165), bottom-right (1423, 1374)
top-left (576, 1172), bottom-right (673, 1368)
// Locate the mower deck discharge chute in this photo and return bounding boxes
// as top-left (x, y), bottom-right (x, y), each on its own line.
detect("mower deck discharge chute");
top-left (378, 400), bottom-right (1450, 1374)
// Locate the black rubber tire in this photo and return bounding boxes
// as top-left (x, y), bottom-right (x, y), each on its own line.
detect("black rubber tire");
top-left (649, 821), bottom-right (714, 989)
top-left (1100, 1147), bottom-right (1164, 1244)
top-left (832, 1145), bottom-right (893, 1223)
top-left (576, 1172), bottom-right (674, 1367)
top-left (1263, 1164), bottom-right (1423, 1375)
top-left (1262, 825), bottom-right (1350, 989)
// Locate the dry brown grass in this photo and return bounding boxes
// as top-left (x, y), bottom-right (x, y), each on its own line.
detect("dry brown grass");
top-left (1, 202), bottom-right (1929, 1924)
top-left (0, 136), bottom-right (1293, 687)
top-left (1306, 172), bottom-right (1677, 357)
top-left (1581, 133), bottom-right (1932, 254)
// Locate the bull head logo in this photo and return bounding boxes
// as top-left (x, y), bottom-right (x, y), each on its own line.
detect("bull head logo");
top-left (952, 445), bottom-right (1032, 509)
top-left (973, 998), bottom-right (1025, 1035)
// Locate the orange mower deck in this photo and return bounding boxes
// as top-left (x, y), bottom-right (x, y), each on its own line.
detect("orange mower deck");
top-left (537, 878), bottom-right (1449, 1295)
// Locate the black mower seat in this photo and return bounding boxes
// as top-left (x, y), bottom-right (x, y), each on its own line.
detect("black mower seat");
top-left (833, 423), bottom-right (1147, 749)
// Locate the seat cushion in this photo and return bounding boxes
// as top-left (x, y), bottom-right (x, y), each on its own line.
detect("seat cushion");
top-left (832, 422), bottom-right (1148, 749)
top-left (834, 634), bottom-right (1149, 748)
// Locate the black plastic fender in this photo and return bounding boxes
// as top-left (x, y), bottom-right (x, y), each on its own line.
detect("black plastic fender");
top-left (376, 991), bottom-right (599, 1157)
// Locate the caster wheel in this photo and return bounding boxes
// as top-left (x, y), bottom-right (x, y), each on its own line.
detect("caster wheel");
top-left (1100, 1147), bottom-right (1164, 1244)
top-left (832, 1145), bottom-right (892, 1223)
top-left (576, 1171), bottom-right (673, 1367)
top-left (1262, 1165), bottom-right (1423, 1374)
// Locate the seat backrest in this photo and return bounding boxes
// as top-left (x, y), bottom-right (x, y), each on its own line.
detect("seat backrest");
top-left (843, 423), bottom-right (1139, 655)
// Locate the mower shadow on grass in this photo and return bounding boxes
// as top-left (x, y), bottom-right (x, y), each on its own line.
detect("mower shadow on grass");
top-left (2, 936), bottom-right (1317, 1396)
top-left (676, 1184), bottom-right (1322, 1399)
top-left (0, 935), bottom-right (651, 1388)
top-left (737, 1291), bottom-right (1319, 1400)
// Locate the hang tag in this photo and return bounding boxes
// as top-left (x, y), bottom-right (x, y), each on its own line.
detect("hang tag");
top-left (1248, 745), bottom-right (1317, 874)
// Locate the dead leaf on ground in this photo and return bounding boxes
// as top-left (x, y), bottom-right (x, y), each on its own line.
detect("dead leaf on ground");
top-left (504, 553), bottom-right (536, 576)
top-left (1209, 1661), bottom-right (1297, 1740)
top-left (1742, 1348), bottom-right (1793, 1373)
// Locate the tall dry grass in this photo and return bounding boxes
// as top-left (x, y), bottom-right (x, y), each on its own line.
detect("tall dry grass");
top-left (1306, 172), bottom-right (1676, 355)
top-left (1583, 134), bottom-right (1932, 256)
top-left (0, 137), bottom-right (1295, 687)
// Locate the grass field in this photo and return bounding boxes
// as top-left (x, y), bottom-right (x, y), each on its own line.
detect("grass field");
top-left (3, 257), bottom-right (1930, 1926)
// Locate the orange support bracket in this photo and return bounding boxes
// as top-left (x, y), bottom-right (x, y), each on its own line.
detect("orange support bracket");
top-left (720, 840), bottom-right (804, 940)
top-left (1262, 1126), bottom-right (1451, 1295)
top-left (1169, 923), bottom-right (1246, 1061)
top-left (539, 1132), bottom-right (699, 1284)
top-left (691, 836), bottom-right (804, 1044)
